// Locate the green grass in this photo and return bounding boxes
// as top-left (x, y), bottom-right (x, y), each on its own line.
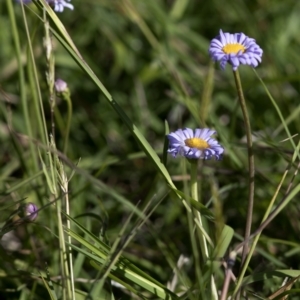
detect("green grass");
top-left (1, 0), bottom-right (300, 299)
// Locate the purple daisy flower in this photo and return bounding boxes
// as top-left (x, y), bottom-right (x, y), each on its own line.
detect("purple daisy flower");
top-left (209, 29), bottom-right (263, 71)
top-left (167, 128), bottom-right (224, 160)
top-left (17, 0), bottom-right (74, 13)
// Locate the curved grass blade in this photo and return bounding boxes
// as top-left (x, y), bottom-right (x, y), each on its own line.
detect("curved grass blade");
top-left (242, 269), bottom-right (300, 286)
top-left (34, 0), bottom-right (187, 205)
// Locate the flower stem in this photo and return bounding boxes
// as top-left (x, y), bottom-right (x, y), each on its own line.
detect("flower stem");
top-left (63, 92), bottom-right (72, 154)
top-left (233, 70), bottom-right (255, 272)
top-left (190, 160), bottom-right (208, 259)
top-left (190, 160), bottom-right (218, 300)
top-left (232, 166), bottom-right (289, 297)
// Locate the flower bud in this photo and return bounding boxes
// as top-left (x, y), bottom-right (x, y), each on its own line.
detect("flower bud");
top-left (55, 78), bottom-right (68, 93)
top-left (20, 203), bottom-right (38, 222)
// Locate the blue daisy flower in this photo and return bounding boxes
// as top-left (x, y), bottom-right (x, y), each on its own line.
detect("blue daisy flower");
top-left (167, 128), bottom-right (224, 160)
top-left (209, 29), bottom-right (263, 71)
top-left (17, 0), bottom-right (74, 13)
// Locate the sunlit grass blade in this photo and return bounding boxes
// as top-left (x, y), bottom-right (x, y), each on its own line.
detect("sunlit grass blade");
top-left (212, 225), bottom-right (234, 260)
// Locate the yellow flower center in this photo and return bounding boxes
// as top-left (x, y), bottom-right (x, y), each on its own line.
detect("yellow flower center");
top-left (222, 43), bottom-right (245, 54)
top-left (185, 138), bottom-right (209, 150)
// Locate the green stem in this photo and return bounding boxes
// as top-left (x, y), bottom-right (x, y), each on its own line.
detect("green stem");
top-left (56, 200), bottom-right (72, 300)
top-left (190, 160), bottom-right (208, 259)
top-left (233, 70), bottom-right (255, 270)
top-left (182, 162), bottom-right (204, 299)
top-left (63, 92), bottom-right (72, 154)
top-left (190, 160), bottom-right (218, 300)
top-left (232, 169), bottom-right (288, 296)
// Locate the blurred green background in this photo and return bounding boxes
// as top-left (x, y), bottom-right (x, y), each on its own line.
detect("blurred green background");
top-left (1, 0), bottom-right (300, 299)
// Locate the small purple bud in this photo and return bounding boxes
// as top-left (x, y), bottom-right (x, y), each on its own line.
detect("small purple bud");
top-left (21, 203), bottom-right (38, 222)
top-left (55, 79), bottom-right (68, 93)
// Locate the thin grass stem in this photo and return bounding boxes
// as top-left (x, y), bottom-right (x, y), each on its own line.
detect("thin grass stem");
top-left (232, 169), bottom-right (287, 297)
top-left (63, 92), bottom-right (72, 154)
top-left (56, 200), bottom-right (72, 300)
top-left (64, 190), bottom-right (75, 299)
top-left (232, 70), bottom-right (255, 269)
top-left (233, 145), bottom-right (300, 296)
